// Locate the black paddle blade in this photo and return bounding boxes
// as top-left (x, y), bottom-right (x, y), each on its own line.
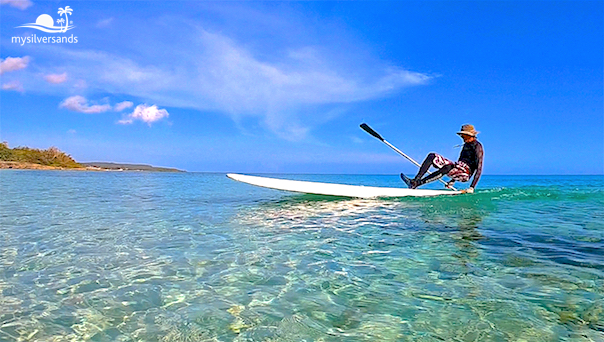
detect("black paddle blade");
top-left (360, 123), bottom-right (383, 141)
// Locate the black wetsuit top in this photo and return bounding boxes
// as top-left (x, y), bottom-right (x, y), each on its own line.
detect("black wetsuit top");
top-left (459, 140), bottom-right (484, 188)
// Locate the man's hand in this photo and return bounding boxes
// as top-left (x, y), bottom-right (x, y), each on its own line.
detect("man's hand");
top-left (461, 187), bottom-right (474, 194)
top-left (446, 180), bottom-right (456, 189)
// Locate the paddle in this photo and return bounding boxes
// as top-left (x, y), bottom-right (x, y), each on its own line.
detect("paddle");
top-left (360, 123), bottom-right (456, 190)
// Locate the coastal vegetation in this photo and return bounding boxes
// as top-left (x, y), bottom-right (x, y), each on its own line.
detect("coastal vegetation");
top-left (0, 142), bottom-right (184, 172)
top-left (0, 142), bottom-right (83, 168)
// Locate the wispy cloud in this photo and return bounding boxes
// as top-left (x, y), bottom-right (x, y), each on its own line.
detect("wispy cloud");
top-left (73, 79), bottom-right (87, 90)
top-left (22, 9), bottom-right (433, 139)
top-left (2, 81), bottom-right (24, 92)
top-left (44, 72), bottom-right (68, 84)
top-left (96, 17), bottom-right (114, 28)
top-left (59, 95), bottom-right (112, 114)
top-left (114, 101), bottom-right (133, 112)
top-left (118, 104), bottom-right (169, 125)
top-left (44, 29), bottom-right (430, 139)
top-left (0, 0), bottom-right (33, 10)
top-left (0, 56), bottom-right (30, 75)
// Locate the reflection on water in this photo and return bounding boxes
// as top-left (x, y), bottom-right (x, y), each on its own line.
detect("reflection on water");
top-left (229, 195), bottom-right (603, 341)
top-left (0, 172), bottom-right (602, 341)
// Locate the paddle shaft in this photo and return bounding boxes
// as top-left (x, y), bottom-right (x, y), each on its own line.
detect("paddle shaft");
top-left (382, 140), bottom-right (421, 168)
top-left (360, 123), bottom-right (456, 190)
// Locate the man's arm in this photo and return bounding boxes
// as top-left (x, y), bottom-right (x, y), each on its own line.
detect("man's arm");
top-left (469, 142), bottom-right (484, 189)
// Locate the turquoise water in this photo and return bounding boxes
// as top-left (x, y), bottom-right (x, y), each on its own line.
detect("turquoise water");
top-left (0, 171), bottom-right (602, 341)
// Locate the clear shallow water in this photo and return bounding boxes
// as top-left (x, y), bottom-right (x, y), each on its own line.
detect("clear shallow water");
top-left (0, 171), bottom-right (602, 342)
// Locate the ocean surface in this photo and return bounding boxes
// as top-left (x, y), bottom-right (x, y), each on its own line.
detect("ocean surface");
top-left (0, 171), bottom-right (602, 342)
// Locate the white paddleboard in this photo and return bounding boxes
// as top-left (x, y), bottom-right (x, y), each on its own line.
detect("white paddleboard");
top-left (227, 173), bottom-right (461, 198)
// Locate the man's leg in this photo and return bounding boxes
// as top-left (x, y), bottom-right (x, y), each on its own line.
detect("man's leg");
top-left (412, 153), bottom-right (438, 183)
top-left (410, 153), bottom-right (454, 189)
top-left (415, 164), bottom-right (455, 187)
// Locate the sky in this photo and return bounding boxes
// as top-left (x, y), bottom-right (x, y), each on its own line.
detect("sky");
top-left (1, 0), bottom-right (602, 174)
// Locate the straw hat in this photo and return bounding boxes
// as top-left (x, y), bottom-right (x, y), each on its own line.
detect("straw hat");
top-left (457, 124), bottom-right (479, 137)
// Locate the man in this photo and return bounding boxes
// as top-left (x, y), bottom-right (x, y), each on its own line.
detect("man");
top-left (401, 124), bottom-right (484, 194)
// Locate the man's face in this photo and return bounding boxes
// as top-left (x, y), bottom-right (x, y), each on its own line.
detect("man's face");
top-left (460, 134), bottom-right (474, 143)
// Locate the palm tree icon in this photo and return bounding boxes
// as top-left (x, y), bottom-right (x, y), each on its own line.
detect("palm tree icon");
top-left (57, 6), bottom-right (73, 32)
top-left (56, 18), bottom-right (65, 30)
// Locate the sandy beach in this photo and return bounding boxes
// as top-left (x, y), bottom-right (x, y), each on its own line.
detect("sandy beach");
top-left (0, 161), bottom-right (90, 170)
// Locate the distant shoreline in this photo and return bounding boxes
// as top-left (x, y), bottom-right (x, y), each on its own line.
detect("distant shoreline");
top-left (0, 161), bottom-right (184, 172)
top-left (81, 162), bottom-right (185, 172)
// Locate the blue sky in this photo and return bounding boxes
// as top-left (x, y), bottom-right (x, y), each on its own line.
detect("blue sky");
top-left (1, 1), bottom-right (602, 174)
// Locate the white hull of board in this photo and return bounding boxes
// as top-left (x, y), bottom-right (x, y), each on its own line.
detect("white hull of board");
top-left (227, 173), bottom-right (461, 198)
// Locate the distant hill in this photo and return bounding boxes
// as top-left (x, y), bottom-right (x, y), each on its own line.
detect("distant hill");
top-left (81, 162), bottom-right (184, 172)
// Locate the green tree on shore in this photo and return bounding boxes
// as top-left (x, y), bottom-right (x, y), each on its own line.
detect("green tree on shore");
top-left (0, 142), bottom-right (83, 168)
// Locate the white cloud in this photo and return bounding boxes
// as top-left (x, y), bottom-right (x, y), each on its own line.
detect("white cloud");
top-left (114, 101), bottom-right (133, 112)
top-left (2, 81), bottom-right (24, 92)
top-left (44, 72), bottom-right (68, 84)
top-left (351, 136), bottom-right (364, 144)
top-left (118, 104), bottom-right (169, 125)
top-left (0, 56), bottom-right (30, 75)
top-left (59, 95), bottom-right (112, 114)
top-left (96, 17), bottom-right (114, 28)
top-left (0, 0), bottom-right (33, 10)
top-left (73, 79), bottom-right (88, 89)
